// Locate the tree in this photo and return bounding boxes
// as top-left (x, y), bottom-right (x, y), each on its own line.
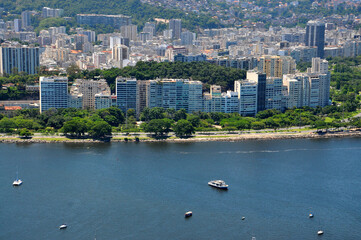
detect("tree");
top-left (97, 107), bottom-right (125, 126)
top-left (61, 118), bottom-right (88, 137)
top-left (210, 112), bottom-right (225, 123)
top-left (187, 115), bottom-right (200, 127)
top-left (127, 108), bottom-right (136, 118)
top-left (174, 109), bottom-right (187, 121)
top-left (89, 120), bottom-right (112, 139)
top-left (251, 121), bottom-right (265, 130)
top-left (165, 108), bottom-right (176, 119)
top-left (148, 107), bottom-right (166, 120)
top-left (313, 120), bottom-right (328, 131)
top-left (236, 119), bottom-right (251, 131)
top-left (0, 117), bottom-right (16, 133)
top-left (46, 115), bottom-right (65, 129)
top-left (173, 119), bottom-right (195, 137)
top-left (256, 109), bottom-right (281, 119)
top-left (19, 128), bottom-right (33, 138)
top-left (142, 118), bottom-right (173, 137)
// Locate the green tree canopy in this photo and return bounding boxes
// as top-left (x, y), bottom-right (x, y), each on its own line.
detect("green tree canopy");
top-left (173, 119), bottom-right (195, 137)
top-left (142, 118), bottom-right (173, 137)
top-left (88, 120), bottom-right (112, 139)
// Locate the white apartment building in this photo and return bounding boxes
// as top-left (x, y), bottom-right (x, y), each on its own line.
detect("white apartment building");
top-left (234, 80), bottom-right (258, 116)
top-left (265, 77), bottom-right (283, 111)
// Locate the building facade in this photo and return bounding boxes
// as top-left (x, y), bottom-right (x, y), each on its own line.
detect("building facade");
top-left (116, 77), bottom-right (137, 113)
top-left (40, 76), bottom-right (68, 112)
top-left (305, 20), bottom-right (325, 58)
top-left (0, 43), bottom-right (40, 75)
top-left (76, 14), bottom-right (131, 28)
top-left (169, 19), bottom-right (182, 39)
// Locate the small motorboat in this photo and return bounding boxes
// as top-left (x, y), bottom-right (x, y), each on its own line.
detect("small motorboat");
top-left (185, 211), bottom-right (192, 218)
top-left (241, 216), bottom-right (246, 220)
top-left (309, 213), bottom-right (314, 218)
top-left (13, 179), bottom-right (23, 186)
top-left (208, 180), bottom-right (228, 190)
top-left (13, 171), bottom-right (22, 186)
top-left (317, 230), bottom-right (324, 235)
top-left (59, 224), bottom-right (67, 230)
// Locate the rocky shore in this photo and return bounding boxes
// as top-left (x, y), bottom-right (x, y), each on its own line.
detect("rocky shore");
top-left (1, 131), bottom-right (361, 143)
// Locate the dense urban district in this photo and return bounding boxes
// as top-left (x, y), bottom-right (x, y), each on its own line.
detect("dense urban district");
top-left (1, 0), bottom-right (361, 140)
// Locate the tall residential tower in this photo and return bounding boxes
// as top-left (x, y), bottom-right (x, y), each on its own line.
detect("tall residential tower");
top-left (305, 20), bottom-right (325, 58)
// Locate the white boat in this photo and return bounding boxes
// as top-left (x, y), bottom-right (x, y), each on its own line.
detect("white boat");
top-left (241, 216), bottom-right (246, 220)
top-left (59, 224), bottom-right (67, 229)
top-left (185, 211), bottom-right (192, 218)
top-left (13, 171), bottom-right (22, 186)
top-left (309, 213), bottom-right (314, 218)
top-left (317, 230), bottom-right (324, 235)
top-left (208, 180), bottom-right (228, 190)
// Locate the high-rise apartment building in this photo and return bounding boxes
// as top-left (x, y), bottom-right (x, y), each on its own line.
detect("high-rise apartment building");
top-left (187, 80), bottom-right (203, 113)
top-left (14, 19), bottom-right (21, 32)
top-left (142, 79), bottom-right (202, 113)
top-left (69, 79), bottom-right (111, 109)
top-left (222, 91), bottom-right (239, 113)
top-left (76, 29), bottom-right (96, 43)
top-left (95, 93), bottom-right (112, 110)
top-left (311, 57), bottom-right (328, 74)
top-left (282, 75), bottom-right (303, 109)
top-left (161, 79), bottom-right (182, 110)
top-left (136, 80), bottom-right (148, 117)
top-left (258, 55), bottom-right (296, 78)
top-left (181, 31), bottom-right (195, 45)
top-left (40, 76), bottom-right (68, 112)
top-left (234, 80), bottom-right (258, 116)
top-left (310, 58), bottom-right (330, 107)
top-left (112, 44), bottom-right (129, 68)
top-left (93, 52), bottom-right (107, 68)
top-left (120, 24), bottom-right (137, 41)
top-left (247, 70), bottom-right (267, 112)
top-left (116, 77), bottom-right (137, 113)
top-left (0, 43), bottom-right (40, 75)
top-left (169, 19), bottom-right (182, 39)
top-left (21, 11), bottom-right (31, 30)
top-left (42, 7), bottom-right (64, 18)
top-left (68, 94), bottom-right (83, 109)
top-left (282, 58), bottom-right (330, 109)
top-left (76, 14), bottom-right (131, 28)
top-left (209, 85), bottom-right (222, 113)
top-left (265, 77), bottom-right (283, 111)
top-left (143, 22), bottom-right (156, 36)
top-left (146, 80), bottom-right (163, 109)
top-left (305, 20), bottom-right (325, 58)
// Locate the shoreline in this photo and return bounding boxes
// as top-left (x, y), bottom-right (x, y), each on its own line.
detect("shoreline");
top-left (1, 131), bottom-right (361, 143)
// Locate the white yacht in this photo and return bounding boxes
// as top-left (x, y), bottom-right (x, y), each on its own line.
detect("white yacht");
top-left (59, 224), bottom-right (67, 229)
top-left (208, 180), bottom-right (228, 190)
top-left (317, 230), bottom-right (324, 235)
top-left (13, 172), bottom-right (22, 186)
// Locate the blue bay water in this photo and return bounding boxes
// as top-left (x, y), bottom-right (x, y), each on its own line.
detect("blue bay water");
top-left (1, 138), bottom-right (361, 240)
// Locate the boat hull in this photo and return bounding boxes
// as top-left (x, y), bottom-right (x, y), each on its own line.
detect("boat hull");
top-left (208, 183), bottom-right (228, 190)
top-left (13, 180), bottom-right (22, 186)
top-left (59, 225), bottom-right (67, 229)
top-left (185, 212), bottom-right (192, 218)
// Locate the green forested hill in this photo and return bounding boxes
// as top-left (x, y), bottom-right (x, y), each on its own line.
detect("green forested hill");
top-left (0, 0), bottom-right (223, 31)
